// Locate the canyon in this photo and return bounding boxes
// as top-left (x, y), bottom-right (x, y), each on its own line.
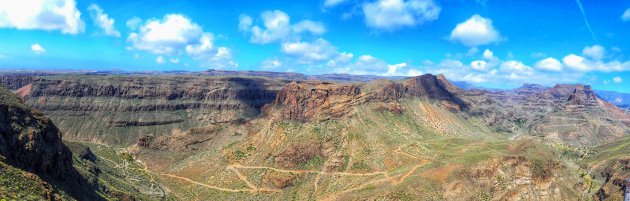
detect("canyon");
top-left (1, 72), bottom-right (629, 200)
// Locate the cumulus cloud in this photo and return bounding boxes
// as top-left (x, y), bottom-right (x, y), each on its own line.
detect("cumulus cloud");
top-left (613, 76), bottom-right (623, 83)
top-left (534, 57), bottom-right (563, 72)
top-left (449, 14), bottom-right (502, 47)
top-left (562, 54), bottom-right (589, 71)
top-left (500, 60), bottom-right (533, 74)
top-left (127, 14), bottom-right (204, 55)
top-left (241, 9), bottom-right (421, 76)
top-left (362, 0), bottom-right (440, 30)
top-left (0, 0), bottom-right (84, 34)
top-left (383, 63), bottom-right (408, 76)
top-left (87, 4), bottom-right (120, 37)
top-left (128, 14), bottom-right (236, 68)
top-left (239, 10), bottom-right (325, 44)
top-left (281, 38), bottom-right (338, 64)
top-left (623, 9), bottom-right (630, 21)
top-left (582, 45), bottom-right (604, 60)
top-left (31, 44), bottom-right (45, 54)
top-left (562, 53), bottom-right (630, 72)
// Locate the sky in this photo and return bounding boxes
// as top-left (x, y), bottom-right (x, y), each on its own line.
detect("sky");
top-left (0, 0), bottom-right (629, 92)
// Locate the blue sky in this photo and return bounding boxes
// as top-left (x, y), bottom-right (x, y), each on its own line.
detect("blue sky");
top-left (0, 0), bottom-right (629, 92)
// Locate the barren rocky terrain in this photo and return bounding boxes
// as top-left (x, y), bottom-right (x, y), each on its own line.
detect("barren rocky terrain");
top-left (1, 72), bottom-right (630, 200)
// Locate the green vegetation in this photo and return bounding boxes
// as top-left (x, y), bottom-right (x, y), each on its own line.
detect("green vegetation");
top-left (120, 152), bottom-right (134, 162)
top-left (234, 150), bottom-right (247, 160)
top-left (0, 162), bottom-right (67, 200)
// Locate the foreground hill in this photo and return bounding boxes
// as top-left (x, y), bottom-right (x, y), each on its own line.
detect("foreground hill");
top-left (2, 72), bottom-right (630, 200)
top-left (0, 84), bottom-right (169, 200)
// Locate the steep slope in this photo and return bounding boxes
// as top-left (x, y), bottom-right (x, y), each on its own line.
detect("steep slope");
top-left (0, 84), bottom-right (169, 200)
top-left (0, 85), bottom-right (72, 178)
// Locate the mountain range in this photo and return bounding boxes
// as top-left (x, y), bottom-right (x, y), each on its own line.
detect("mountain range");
top-left (1, 71), bottom-right (629, 200)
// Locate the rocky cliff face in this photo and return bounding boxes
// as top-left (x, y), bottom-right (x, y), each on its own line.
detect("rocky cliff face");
top-left (266, 74), bottom-right (467, 121)
top-left (0, 85), bottom-right (72, 178)
top-left (268, 82), bottom-right (366, 120)
top-left (18, 76), bottom-right (287, 145)
top-left (0, 75), bottom-right (38, 90)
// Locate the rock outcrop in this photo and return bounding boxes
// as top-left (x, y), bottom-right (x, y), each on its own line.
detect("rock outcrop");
top-left (266, 74), bottom-right (467, 121)
top-left (0, 75), bottom-right (38, 90)
top-left (268, 82), bottom-right (365, 120)
top-left (0, 85), bottom-right (72, 178)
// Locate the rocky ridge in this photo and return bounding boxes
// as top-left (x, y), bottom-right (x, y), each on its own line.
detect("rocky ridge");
top-left (0, 84), bottom-right (72, 178)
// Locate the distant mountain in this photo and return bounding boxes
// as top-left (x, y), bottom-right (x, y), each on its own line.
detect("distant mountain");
top-left (451, 81), bottom-right (477, 90)
top-left (596, 90), bottom-right (630, 109)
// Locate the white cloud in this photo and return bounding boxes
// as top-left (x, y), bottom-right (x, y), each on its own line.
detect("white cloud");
top-left (185, 33), bottom-right (214, 56)
top-left (482, 49), bottom-right (496, 60)
top-left (238, 14), bottom-right (253, 31)
top-left (127, 14), bottom-right (204, 55)
top-left (531, 52), bottom-right (546, 58)
top-left (261, 58), bottom-right (283, 69)
top-left (31, 44), bottom-right (45, 54)
top-left (563, 54), bottom-right (589, 71)
top-left (87, 4), bottom-right (120, 37)
top-left (327, 52), bottom-right (354, 67)
top-left (281, 38), bottom-right (338, 64)
top-left (169, 58), bottom-right (179, 64)
top-left (500, 60), bottom-right (531, 73)
top-left (126, 17), bottom-right (142, 30)
top-left (362, 0), bottom-right (440, 30)
top-left (470, 60), bottom-right (489, 71)
top-left (194, 47), bottom-right (238, 69)
top-left (449, 14), bottom-right (502, 47)
top-left (465, 47), bottom-right (479, 56)
top-left (239, 10), bottom-right (325, 44)
top-left (407, 69), bottom-right (424, 76)
top-left (324, 0), bottom-right (349, 7)
top-left (582, 45), bottom-right (605, 60)
top-left (0, 0), bottom-right (84, 34)
top-left (613, 76), bottom-right (623, 83)
top-left (622, 9), bottom-right (630, 21)
top-left (534, 57), bottom-right (563, 72)
top-left (293, 20), bottom-right (326, 35)
top-left (561, 53), bottom-right (630, 72)
top-left (128, 14), bottom-right (236, 68)
top-left (330, 55), bottom-right (392, 75)
top-left (383, 62), bottom-right (408, 76)
top-left (156, 56), bottom-right (165, 64)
